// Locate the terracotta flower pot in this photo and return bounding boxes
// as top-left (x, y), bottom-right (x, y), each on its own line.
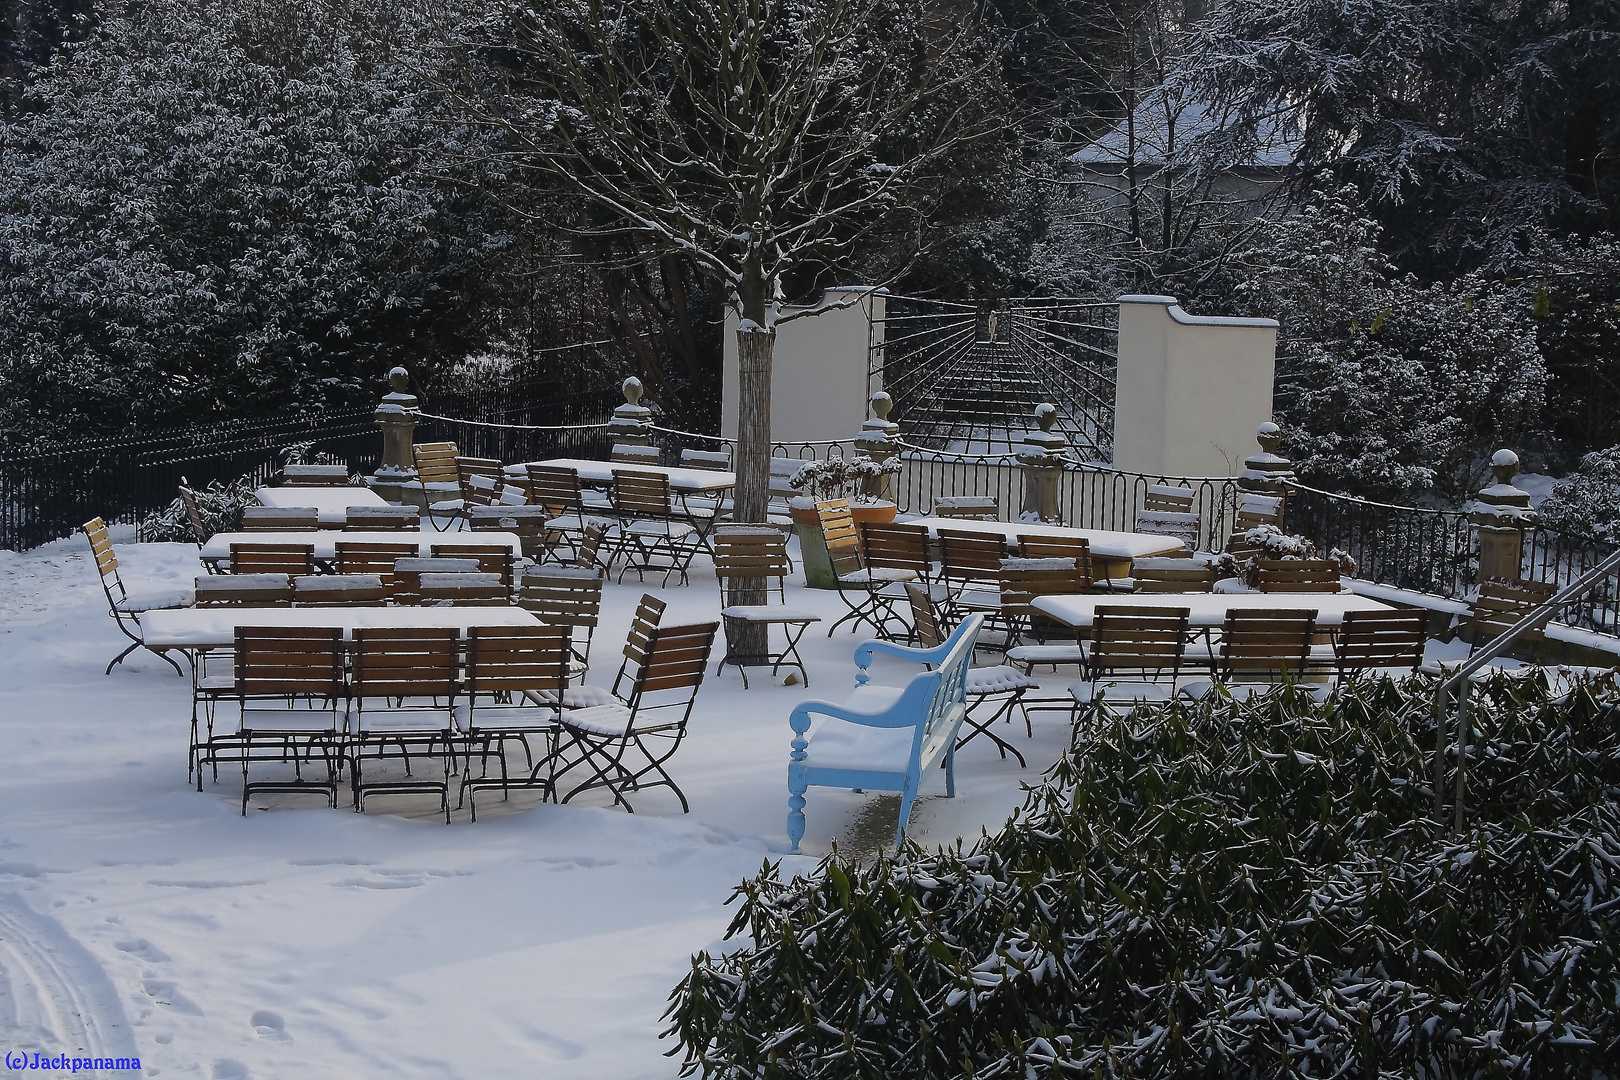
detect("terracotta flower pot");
top-left (788, 497), bottom-right (822, 527)
top-left (849, 501), bottom-right (898, 527)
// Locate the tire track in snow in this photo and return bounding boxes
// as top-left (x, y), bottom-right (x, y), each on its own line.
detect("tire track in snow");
top-left (0, 893), bottom-right (139, 1060)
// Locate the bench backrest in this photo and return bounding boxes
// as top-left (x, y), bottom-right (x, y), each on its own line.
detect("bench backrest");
top-left (847, 612), bottom-right (982, 779)
top-left (1256, 558), bottom-right (1341, 593)
top-left (900, 612), bottom-right (980, 779)
top-left (1142, 484), bottom-right (1195, 514)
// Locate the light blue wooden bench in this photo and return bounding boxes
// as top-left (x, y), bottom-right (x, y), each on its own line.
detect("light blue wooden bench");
top-left (786, 613), bottom-right (984, 853)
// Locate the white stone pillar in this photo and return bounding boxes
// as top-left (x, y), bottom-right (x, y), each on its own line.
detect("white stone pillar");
top-left (721, 287), bottom-right (884, 443)
top-left (1112, 295), bottom-right (1279, 478)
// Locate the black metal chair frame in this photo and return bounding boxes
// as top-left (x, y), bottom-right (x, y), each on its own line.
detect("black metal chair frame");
top-left (551, 618), bottom-right (718, 813)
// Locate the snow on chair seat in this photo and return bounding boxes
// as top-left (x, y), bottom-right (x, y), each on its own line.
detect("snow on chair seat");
top-left (786, 613), bottom-right (984, 854)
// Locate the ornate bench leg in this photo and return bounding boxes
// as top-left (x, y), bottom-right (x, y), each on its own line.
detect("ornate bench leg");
top-left (787, 727), bottom-right (810, 854)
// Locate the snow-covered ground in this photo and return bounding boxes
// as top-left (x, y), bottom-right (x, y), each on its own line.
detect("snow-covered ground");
top-left (0, 530), bottom-right (1069, 1078)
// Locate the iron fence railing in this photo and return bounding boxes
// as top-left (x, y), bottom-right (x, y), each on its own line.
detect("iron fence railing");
top-left (0, 409), bottom-right (379, 551)
top-left (414, 387), bottom-right (622, 464)
top-left (1285, 481), bottom-right (1620, 634)
top-left (1284, 484), bottom-right (1478, 599)
top-left (1522, 524), bottom-right (1620, 634)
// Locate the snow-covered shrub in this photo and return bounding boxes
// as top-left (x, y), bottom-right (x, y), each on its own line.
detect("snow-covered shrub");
top-left (139, 475), bottom-right (256, 542)
top-left (667, 672), bottom-right (1620, 1077)
top-left (788, 457), bottom-right (901, 505)
top-left (1539, 446), bottom-right (1620, 544)
top-left (1212, 524), bottom-right (1357, 587)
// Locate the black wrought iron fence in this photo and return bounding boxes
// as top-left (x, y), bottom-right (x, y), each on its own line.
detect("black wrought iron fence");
top-left (1284, 484), bottom-right (1478, 598)
top-left (1523, 526), bottom-right (1620, 634)
top-left (1285, 481), bottom-right (1620, 633)
top-left (414, 388), bottom-right (622, 464)
top-left (0, 409), bottom-right (378, 551)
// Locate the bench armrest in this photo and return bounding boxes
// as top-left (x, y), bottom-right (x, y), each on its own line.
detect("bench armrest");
top-left (851, 637), bottom-right (956, 684)
top-left (788, 696), bottom-right (925, 736)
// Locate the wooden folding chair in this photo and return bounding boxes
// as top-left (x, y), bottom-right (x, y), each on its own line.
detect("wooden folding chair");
top-left (229, 542), bottom-right (315, 577)
top-left (412, 442), bottom-right (463, 530)
top-left (1072, 606), bottom-right (1192, 723)
top-left (1256, 559), bottom-right (1342, 593)
top-left (176, 477), bottom-right (213, 546)
top-left (391, 557), bottom-right (480, 606)
top-left (903, 582), bottom-right (1039, 765)
top-left (81, 517), bottom-right (189, 676)
top-left (1131, 559), bottom-right (1215, 593)
top-left (610, 444), bottom-right (663, 465)
top-left (456, 457), bottom-right (505, 522)
top-left (1140, 485), bottom-right (1205, 557)
top-left (1142, 484), bottom-right (1195, 514)
top-left (551, 614), bottom-right (718, 813)
top-left (933, 496), bottom-right (999, 520)
top-left (525, 464), bottom-right (613, 565)
top-left (417, 572), bottom-right (509, 606)
top-left (233, 626), bottom-right (347, 814)
top-left (939, 528), bottom-right (1009, 620)
top-left (1235, 492), bottom-right (1284, 531)
top-left (335, 541), bottom-right (418, 592)
top-left (429, 543), bottom-right (515, 586)
top-left (610, 469), bottom-right (701, 587)
top-left (1212, 608), bottom-right (1317, 682)
top-left (1330, 608), bottom-right (1427, 678)
top-left (712, 526), bottom-right (820, 687)
top-left (519, 566), bottom-right (607, 676)
top-left (1016, 534), bottom-right (1092, 584)
top-left (293, 574), bottom-right (387, 606)
top-left (1133, 506), bottom-right (1199, 553)
top-left (818, 499), bottom-right (917, 638)
top-left (469, 504), bottom-right (554, 563)
top-left (995, 557), bottom-right (1089, 651)
top-left (680, 448), bottom-right (732, 471)
top-left (241, 505), bottom-right (320, 532)
top-left (348, 627), bottom-right (460, 821)
top-left (194, 571), bottom-right (294, 608)
top-left (1462, 578), bottom-right (1557, 648)
top-left (457, 624), bottom-right (572, 819)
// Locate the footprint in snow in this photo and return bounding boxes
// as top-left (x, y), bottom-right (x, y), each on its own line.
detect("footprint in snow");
top-left (115, 938), bottom-right (171, 963)
top-left (250, 1009), bottom-right (288, 1040)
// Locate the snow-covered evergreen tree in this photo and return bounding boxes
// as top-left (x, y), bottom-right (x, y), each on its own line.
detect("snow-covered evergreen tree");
top-left (1227, 186), bottom-right (1545, 502)
top-left (0, 0), bottom-right (524, 444)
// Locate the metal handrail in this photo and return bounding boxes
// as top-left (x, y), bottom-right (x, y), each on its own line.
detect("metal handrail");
top-left (1432, 545), bottom-right (1620, 831)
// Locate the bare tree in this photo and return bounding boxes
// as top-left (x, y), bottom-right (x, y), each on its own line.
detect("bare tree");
top-left (453, 0), bottom-right (1000, 523)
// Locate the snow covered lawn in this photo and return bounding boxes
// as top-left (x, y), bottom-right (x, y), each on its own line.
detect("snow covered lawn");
top-left (0, 531), bottom-right (1068, 1078)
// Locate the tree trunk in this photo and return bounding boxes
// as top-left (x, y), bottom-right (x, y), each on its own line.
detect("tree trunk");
top-left (727, 322), bottom-right (776, 663)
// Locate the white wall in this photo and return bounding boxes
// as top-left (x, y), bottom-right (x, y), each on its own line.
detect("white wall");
top-left (721, 287), bottom-right (884, 443)
top-left (1112, 295), bottom-right (1277, 478)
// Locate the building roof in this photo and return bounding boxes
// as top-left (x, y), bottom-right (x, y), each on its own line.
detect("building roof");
top-left (1069, 96), bottom-right (1300, 170)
